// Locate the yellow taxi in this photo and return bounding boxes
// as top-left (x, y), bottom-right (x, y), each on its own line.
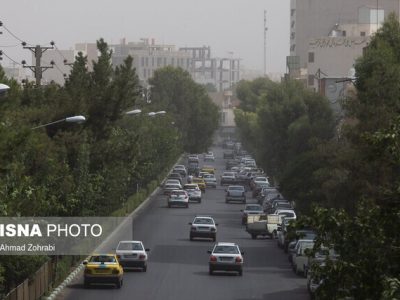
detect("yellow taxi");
top-left (192, 177), bottom-right (206, 192)
top-left (83, 254), bottom-right (124, 288)
top-left (201, 165), bottom-right (216, 174)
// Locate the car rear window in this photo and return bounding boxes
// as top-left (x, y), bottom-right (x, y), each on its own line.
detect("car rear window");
top-left (194, 218), bottom-right (214, 225)
top-left (213, 245), bottom-right (239, 254)
top-left (117, 242), bottom-right (143, 251)
top-left (89, 255), bottom-right (116, 263)
top-left (246, 205), bottom-right (262, 211)
top-left (229, 186), bottom-right (244, 191)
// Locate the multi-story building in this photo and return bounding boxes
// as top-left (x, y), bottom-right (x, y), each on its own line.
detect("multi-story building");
top-left (40, 49), bottom-right (74, 86)
top-left (110, 38), bottom-right (192, 86)
top-left (179, 46), bottom-right (240, 92)
top-left (288, 0), bottom-right (400, 112)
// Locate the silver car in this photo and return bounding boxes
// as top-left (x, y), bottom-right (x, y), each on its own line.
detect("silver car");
top-left (225, 185), bottom-right (246, 203)
top-left (183, 184), bottom-right (202, 203)
top-left (203, 173), bottom-right (217, 188)
top-left (208, 242), bottom-right (244, 276)
top-left (116, 240), bottom-right (150, 272)
top-left (189, 216), bottom-right (217, 241)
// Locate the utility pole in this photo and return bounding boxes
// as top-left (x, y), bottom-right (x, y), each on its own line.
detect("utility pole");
top-left (264, 10), bottom-right (268, 77)
top-left (22, 41), bottom-right (55, 86)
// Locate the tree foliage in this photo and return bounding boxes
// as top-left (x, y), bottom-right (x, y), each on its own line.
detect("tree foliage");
top-left (0, 39), bottom-right (219, 292)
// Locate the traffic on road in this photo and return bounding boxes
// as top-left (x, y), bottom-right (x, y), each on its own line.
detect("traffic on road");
top-left (61, 138), bottom-right (311, 300)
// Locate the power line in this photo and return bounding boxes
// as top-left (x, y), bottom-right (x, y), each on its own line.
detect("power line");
top-left (22, 42), bottom-right (55, 86)
top-left (0, 21), bottom-right (32, 46)
top-left (0, 50), bottom-right (22, 66)
top-left (0, 44), bottom-right (20, 48)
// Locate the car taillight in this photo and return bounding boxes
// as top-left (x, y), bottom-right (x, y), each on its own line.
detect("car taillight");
top-left (112, 269), bottom-right (120, 274)
top-left (210, 255), bottom-right (217, 262)
top-left (139, 254), bottom-right (146, 260)
top-left (235, 257), bottom-right (242, 263)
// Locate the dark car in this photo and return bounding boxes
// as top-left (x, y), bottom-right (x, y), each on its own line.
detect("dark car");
top-left (223, 150), bottom-right (235, 159)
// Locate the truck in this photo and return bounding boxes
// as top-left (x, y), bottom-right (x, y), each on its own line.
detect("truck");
top-left (245, 214), bottom-right (281, 239)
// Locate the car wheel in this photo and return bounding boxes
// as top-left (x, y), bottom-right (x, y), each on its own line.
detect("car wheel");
top-left (209, 267), bottom-right (213, 275)
top-left (168, 204), bottom-right (171, 208)
top-left (116, 279), bottom-right (122, 289)
top-left (212, 236), bottom-right (216, 242)
top-left (190, 235), bottom-right (193, 241)
top-left (251, 234), bottom-right (257, 239)
top-left (143, 265), bottom-right (147, 272)
top-left (198, 199), bottom-right (201, 203)
top-left (186, 204), bottom-right (189, 208)
top-left (238, 269), bottom-right (243, 276)
top-left (83, 280), bottom-right (90, 289)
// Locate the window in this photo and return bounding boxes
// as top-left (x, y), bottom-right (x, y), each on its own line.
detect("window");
top-left (308, 52), bottom-right (314, 63)
top-left (145, 57), bottom-right (149, 67)
top-left (141, 57), bottom-right (144, 67)
top-left (291, 9), bottom-right (295, 16)
top-left (164, 57), bottom-right (167, 66)
top-left (157, 57), bottom-right (162, 67)
top-left (360, 31), bottom-right (366, 37)
top-left (291, 32), bottom-right (295, 40)
top-left (342, 30), bottom-right (346, 37)
top-left (308, 75), bottom-right (314, 86)
top-left (291, 21), bottom-right (295, 28)
top-left (152, 57), bottom-right (155, 66)
top-left (171, 58), bottom-right (175, 66)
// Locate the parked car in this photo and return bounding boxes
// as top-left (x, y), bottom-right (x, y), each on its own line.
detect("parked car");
top-left (188, 154), bottom-right (199, 164)
top-left (207, 242), bottom-right (244, 276)
top-left (225, 185), bottom-right (246, 203)
top-left (183, 183), bottom-right (202, 203)
top-left (241, 204), bottom-right (264, 225)
top-left (168, 190), bottom-right (189, 208)
top-left (83, 254), bottom-right (123, 288)
top-left (116, 240), bottom-right (150, 272)
top-left (250, 176), bottom-right (269, 190)
top-left (292, 240), bottom-right (315, 276)
top-left (189, 216), bottom-right (218, 241)
top-left (203, 173), bottom-right (217, 188)
top-left (220, 171), bottom-right (237, 186)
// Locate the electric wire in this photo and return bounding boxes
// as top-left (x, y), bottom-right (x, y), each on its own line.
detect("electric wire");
top-left (1, 24), bottom-right (33, 46)
top-left (0, 50), bottom-right (22, 66)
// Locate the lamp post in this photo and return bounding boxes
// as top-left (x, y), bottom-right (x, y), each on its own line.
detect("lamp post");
top-left (31, 115), bottom-right (86, 129)
top-left (125, 109), bottom-right (142, 115)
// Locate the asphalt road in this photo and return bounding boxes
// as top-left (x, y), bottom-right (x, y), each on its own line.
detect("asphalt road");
top-left (60, 145), bottom-right (309, 300)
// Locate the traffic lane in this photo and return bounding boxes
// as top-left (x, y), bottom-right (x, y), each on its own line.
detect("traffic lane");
top-left (61, 151), bottom-right (308, 300)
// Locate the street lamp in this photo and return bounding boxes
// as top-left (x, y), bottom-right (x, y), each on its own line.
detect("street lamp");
top-left (125, 109), bottom-right (142, 115)
top-left (148, 111), bottom-right (166, 117)
top-left (32, 115), bottom-right (86, 129)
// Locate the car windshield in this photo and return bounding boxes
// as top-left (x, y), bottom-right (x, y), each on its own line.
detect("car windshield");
top-left (193, 179), bottom-right (203, 183)
top-left (184, 185), bottom-right (198, 190)
top-left (204, 174), bottom-right (214, 179)
top-left (165, 184), bottom-right (180, 189)
top-left (279, 212), bottom-right (295, 218)
top-left (213, 245), bottom-right (239, 254)
top-left (194, 218), bottom-right (214, 225)
top-left (223, 172), bottom-right (235, 176)
top-left (89, 255), bottom-right (116, 263)
top-left (245, 205), bottom-right (262, 211)
top-left (117, 242), bottom-right (143, 251)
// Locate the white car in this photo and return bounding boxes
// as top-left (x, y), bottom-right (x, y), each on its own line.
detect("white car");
top-left (203, 173), bottom-right (217, 188)
top-left (275, 209), bottom-right (297, 220)
top-left (116, 240), bottom-right (150, 272)
top-left (208, 242), bottom-right (244, 276)
top-left (168, 190), bottom-right (189, 208)
top-left (173, 165), bottom-right (187, 177)
top-left (189, 216), bottom-right (217, 241)
top-left (292, 240), bottom-right (314, 276)
top-left (204, 152), bottom-right (215, 161)
top-left (183, 184), bottom-right (202, 203)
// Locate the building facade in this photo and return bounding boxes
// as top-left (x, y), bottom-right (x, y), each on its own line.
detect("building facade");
top-left (288, 0), bottom-right (400, 112)
top-left (110, 39), bottom-right (192, 86)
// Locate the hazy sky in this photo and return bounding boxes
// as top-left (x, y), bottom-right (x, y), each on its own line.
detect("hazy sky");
top-left (1, 0), bottom-right (289, 74)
